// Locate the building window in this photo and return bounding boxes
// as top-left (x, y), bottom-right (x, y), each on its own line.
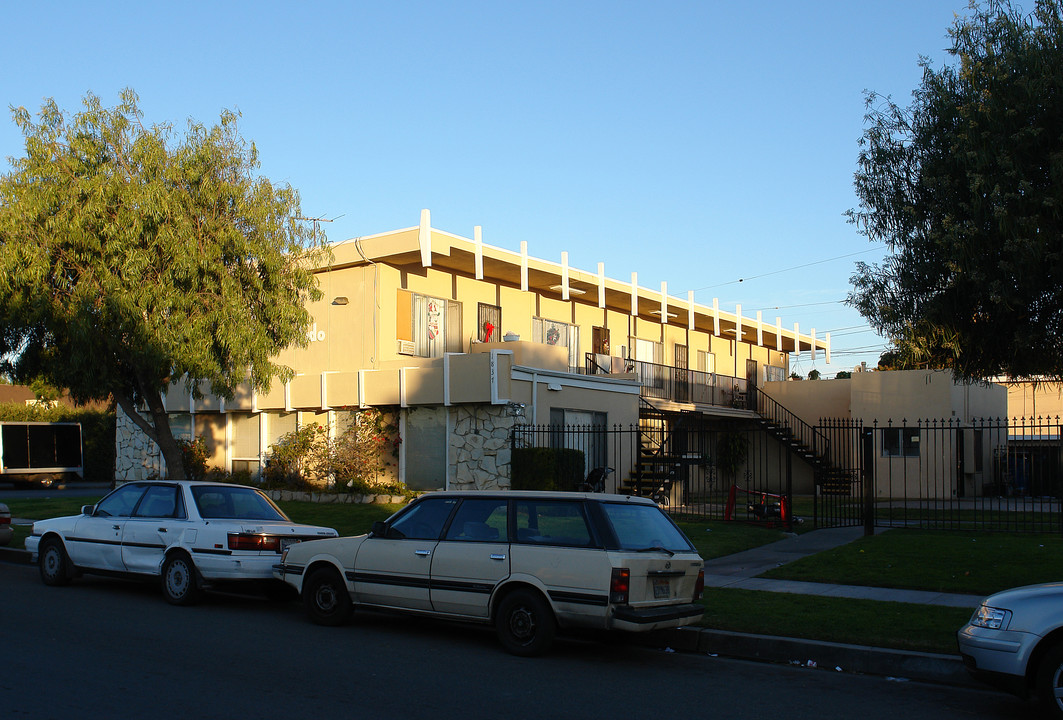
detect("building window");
top-left (478, 303), bottom-right (501, 342)
top-left (169, 413), bottom-right (194, 441)
top-left (634, 338), bottom-right (662, 364)
top-left (397, 292), bottom-right (462, 358)
top-left (764, 365), bottom-right (786, 382)
top-left (230, 413), bottom-right (261, 478)
top-left (698, 350), bottom-right (716, 374)
top-left (549, 408), bottom-right (607, 476)
top-left (533, 317), bottom-right (580, 368)
top-left (882, 427), bottom-right (920, 458)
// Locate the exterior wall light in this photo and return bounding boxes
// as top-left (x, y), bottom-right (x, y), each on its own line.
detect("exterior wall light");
top-left (333, 297), bottom-right (349, 305)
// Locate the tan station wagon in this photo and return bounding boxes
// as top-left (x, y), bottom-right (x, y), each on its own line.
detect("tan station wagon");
top-left (274, 491), bottom-right (705, 655)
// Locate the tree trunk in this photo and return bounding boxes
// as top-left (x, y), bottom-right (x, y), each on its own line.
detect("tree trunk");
top-left (115, 390), bottom-right (186, 481)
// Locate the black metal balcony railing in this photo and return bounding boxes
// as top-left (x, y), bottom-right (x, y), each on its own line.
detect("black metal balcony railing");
top-left (584, 353), bottom-right (750, 409)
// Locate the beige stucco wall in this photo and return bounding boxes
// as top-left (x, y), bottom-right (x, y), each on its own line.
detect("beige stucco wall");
top-left (1004, 381), bottom-right (1063, 419)
top-left (762, 378), bottom-right (852, 422)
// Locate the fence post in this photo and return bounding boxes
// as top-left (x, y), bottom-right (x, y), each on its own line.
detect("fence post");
top-left (862, 426), bottom-right (875, 536)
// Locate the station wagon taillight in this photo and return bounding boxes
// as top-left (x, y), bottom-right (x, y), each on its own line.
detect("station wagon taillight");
top-left (694, 569), bottom-right (705, 601)
top-left (227, 533), bottom-right (281, 552)
top-left (610, 568), bottom-right (630, 604)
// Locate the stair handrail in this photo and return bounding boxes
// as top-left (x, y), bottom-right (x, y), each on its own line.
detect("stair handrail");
top-left (752, 387), bottom-right (831, 464)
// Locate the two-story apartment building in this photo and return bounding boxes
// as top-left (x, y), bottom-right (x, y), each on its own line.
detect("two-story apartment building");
top-left (115, 210), bottom-right (830, 495)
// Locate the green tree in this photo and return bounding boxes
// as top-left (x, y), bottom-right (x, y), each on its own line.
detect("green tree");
top-left (848, 0), bottom-right (1063, 381)
top-left (0, 90), bottom-right (324, 480)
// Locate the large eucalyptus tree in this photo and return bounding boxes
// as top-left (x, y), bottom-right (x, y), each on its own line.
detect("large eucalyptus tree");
top-left (0, 90), bottom-right (324, 479)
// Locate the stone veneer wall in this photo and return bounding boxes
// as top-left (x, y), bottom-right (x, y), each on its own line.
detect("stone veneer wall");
top-left (448, 405), bottom-right (515, 491)
top-left (114, 405), bottom-right (163, 483)
top-left (115, 402), bottom-right (518, 493)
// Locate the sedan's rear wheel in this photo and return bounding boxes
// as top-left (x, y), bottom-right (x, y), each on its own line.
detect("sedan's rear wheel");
top-left (39, 537), bottom-right (71, 587)
top-left (1037, 643), bottom-right (1063, 718)
top-left (161, 552), bottom-right (200, 606)
top-left (495, 589), bottom-right (556, 657)
top-left (303, 567), bottom-right (352, 626)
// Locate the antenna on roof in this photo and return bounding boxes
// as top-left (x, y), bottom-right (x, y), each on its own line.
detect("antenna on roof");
top-left (295, 213), bottom-right (344, 242)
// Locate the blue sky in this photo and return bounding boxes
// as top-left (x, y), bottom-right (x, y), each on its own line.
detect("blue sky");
top-left (1, 0), bottom-right (974, 377)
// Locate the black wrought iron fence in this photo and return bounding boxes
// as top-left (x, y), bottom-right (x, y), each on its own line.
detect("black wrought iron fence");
top-left (508, 415), bottom-right (1063, 534)
top-left (854, 416), bottom-right (1063, 533)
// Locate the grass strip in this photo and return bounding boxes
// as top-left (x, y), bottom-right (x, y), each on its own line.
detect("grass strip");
top-left (699, 587), bottom-right (971, 655)
top-left (761, 528), bottom-right (1063, 597)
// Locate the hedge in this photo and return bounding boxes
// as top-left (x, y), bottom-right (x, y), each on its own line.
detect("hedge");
top-left (511, 446), bottom-right (585, 491)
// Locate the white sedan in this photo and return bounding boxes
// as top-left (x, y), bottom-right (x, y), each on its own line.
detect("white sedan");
top-left (25, 480), bottom-right (338, 604)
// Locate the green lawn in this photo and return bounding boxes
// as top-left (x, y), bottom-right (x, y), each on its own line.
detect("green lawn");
top-left (761, 528), bottom-right (1063, 597)
top-left (11, 495), bottom-right (1050, 655)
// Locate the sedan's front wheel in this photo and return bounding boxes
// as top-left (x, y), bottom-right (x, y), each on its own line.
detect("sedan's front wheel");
top-left (161, 552), bottom-right (200, 606)
top-left (303, 567), bottom-right (353, 626)
top-left (39, 537), bottom-right (72, 587)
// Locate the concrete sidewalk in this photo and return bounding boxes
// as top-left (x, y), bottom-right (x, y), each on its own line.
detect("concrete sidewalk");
top-left (700, 526), bottom-right (984, 609)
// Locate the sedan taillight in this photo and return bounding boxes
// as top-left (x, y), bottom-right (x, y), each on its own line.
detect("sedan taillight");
top-left (693, 569), bottom-right (705, 601)
top-left (227, 533), bottom-right (281, 552)
top-left (610, 567), bottom-right (630, 604)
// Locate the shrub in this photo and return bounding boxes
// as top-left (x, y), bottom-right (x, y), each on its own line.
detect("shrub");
top-left (511, 447), bottom-right (585, 491)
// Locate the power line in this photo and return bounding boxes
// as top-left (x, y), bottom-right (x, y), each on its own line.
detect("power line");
top-left (693, 246), bottom-right (883, 293)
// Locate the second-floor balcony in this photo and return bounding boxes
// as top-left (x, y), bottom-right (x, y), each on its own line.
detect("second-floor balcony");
top-left (582, 353), bottom-right (752, 410)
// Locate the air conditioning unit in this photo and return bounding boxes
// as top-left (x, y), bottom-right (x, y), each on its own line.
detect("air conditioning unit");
top-left (397, 339), bottom-right (416, 355)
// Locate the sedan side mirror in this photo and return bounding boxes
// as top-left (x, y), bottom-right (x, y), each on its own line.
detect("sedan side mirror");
top-left (370, 521), bottom-right (387, 538)
top-left (81, 505), bottom-right (95, 516)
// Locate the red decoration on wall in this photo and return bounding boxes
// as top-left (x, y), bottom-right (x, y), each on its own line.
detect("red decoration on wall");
top-left (484, 321), bottom-right (495, 342)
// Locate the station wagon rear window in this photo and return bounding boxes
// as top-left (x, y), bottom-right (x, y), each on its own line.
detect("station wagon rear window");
top-left (601, 503), bottom-right (695, 553)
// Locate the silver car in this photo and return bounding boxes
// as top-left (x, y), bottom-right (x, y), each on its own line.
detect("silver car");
top-left (958, 582), bottom-right (1063, 717)
top-left (276, 490), bottom-right (705, 656)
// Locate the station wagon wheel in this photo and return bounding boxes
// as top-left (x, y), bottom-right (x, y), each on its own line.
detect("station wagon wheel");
top-left (1037, 642), bottom-right (1063, 718)
top-left (161, 552), bottom-right (201, 606)
top-left (496, 589), bottom-right (556, 657)
top-left (38, 537), bottom-right (71, 587)
top-left (303, 567), bottom-right (353, 626)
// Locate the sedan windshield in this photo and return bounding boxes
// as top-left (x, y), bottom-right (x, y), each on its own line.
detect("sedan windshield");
top-left (601, 503), bottom-right (695, 552)
top-left (191, 486), bottom-right (289, 521)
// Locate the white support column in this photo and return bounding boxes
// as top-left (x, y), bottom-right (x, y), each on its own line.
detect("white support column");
top-left (660, 281), bottom-right (668, 324)
top-left (776, 317), bottom-right (783, 351)
top-left (561, 251), bottom-right (570, 300)
top-left (756, 311), bottom-right (763, 347)
top-left (474, 225), bottom-right (483, 280)
top-left (687, 290), bottom-right (695, 331)
top-left (418, 208), bottom-right (432, 268)
top-left (735, 304), bottom-right (743, 343)
top-left (520, 241), bottom-right (528, 292)
top-left (793, 322), bottom-right (801, 361)
top-left (630, 272), bottom-right (638, 316)
top-left (810, 328), bottom-right (817, 362)
top-left (597, 263), bottom-right (606, 309)
top-left (825, 332), bottom-right (832, 364)
top-left (320, 372), bottom-right (330, 411)
top-left (713, 298), bottom-right (720, 336)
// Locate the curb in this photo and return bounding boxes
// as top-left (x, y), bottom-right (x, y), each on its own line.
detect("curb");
top-left (645, 627), bottom-right (975, 687)
top-left (0, 546), bottom-right (32, 565)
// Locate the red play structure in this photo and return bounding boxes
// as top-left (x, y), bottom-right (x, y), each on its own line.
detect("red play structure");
top-left (723, 484), bottom-right (790, 528)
